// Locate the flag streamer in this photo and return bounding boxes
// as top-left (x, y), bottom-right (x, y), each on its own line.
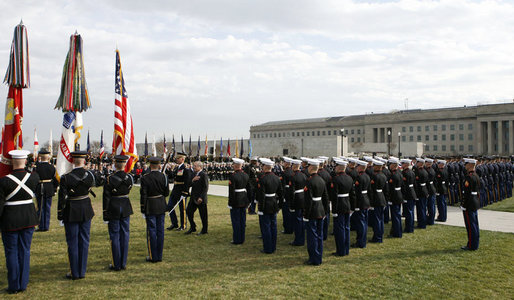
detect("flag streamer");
top-left (55, 33), bottom-right (91, 112)
top-left (3, 21), bottom-right (30, 88)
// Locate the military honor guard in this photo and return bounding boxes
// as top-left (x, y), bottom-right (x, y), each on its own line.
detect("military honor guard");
top-left (33, 149), bottom-right (58, 231)
top-left (288, 159), bottom-right (307, 246)
top-left (387, 157), bottom-right (403, 238)
top-left (303, 158), bottom-right (329, 265)
top-left (57, 151), bottom-right (96, 280)
top-left (0, 150), bottom-right (39, 294)
top-left (425, 158), bottom-right (437, 225)
top-left (369, 159), bottom-right (387, 243)
top-left (103, 155), bottom-right (134, 271)
top-left (316, 157), bottom-right (332, 241)
top-left (228, 158), bottom-right (251, 244)
top-left (244, 157), bottom-right (260, 215)
top-left (256, 158), bottom-right (282, 254)
top-left (329, 158), bottom-right (354, 256)
top-left (352, 159), bottom-right (371, 248)
top-left (461, 158), bottom-right (480, 251)
top-left (185, 161), bottom-right (209, 235)
top-left (435, 160), bottom-right (449, 222)
top-left (167, 152), bottom-right (192, 231)
top-left (140, 157), bottom-right (169, 262)
top-left (414, 158), bottom-right (429, 229)
top-left (280, 157), bottom-right (294, 235)
top-left (400, 159), bottom-right (417, 233)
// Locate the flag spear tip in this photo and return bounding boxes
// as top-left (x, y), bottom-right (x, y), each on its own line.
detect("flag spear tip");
top-left (19, 19), bottom-right (23, 25)
top-left (74, 30), bottom-right (78, 35)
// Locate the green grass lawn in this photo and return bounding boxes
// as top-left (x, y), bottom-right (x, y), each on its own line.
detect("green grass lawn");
top-left (483, 196), bottom-right (514, 213)
top-left (1, 186), bottom-right (513, 299)
top-left (210, 180), bottom-right (228, 186)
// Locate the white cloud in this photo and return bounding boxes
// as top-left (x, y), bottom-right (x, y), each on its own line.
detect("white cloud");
top-left (0, 0), bottom-right (513, 150)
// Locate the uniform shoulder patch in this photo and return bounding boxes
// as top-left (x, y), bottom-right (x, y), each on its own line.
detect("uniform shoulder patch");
top-left (389, 179), bottom-right (393, 183)
top-left (355, 181), bottom-right (359, 186)
top-left (465, 181), bottom-right (469, 187)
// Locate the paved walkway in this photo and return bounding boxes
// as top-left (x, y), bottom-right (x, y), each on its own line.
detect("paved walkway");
top-left (205, 184), bottom-right (514, 234)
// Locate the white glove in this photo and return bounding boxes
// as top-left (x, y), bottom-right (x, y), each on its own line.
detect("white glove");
top-left (104, 221), bottom-right (109, 224)
top-left (59, 220), bottom-right (64, 227)
top-left (141, 213), bottom-right (146, 219)
top-left (180, 196), bottom-right (185, 202)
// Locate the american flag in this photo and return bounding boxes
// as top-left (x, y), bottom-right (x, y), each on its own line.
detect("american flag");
top-left (33, 128), bottom-right (39, 158)
top-left (99, 130), bottom-right (105, 158)
top-left (113, 50), bottom-right (137, 172)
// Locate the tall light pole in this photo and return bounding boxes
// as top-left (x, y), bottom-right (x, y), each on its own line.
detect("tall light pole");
top-left (398, 132), bottom-right (401, 158)
top-left (387, 130), bottom-right (391, 157)
top-left (340, 128), bottom-right (345, 156)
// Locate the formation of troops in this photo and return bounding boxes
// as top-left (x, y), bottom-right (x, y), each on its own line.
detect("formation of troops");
top-left (0, 147), bottom-right (512, 293)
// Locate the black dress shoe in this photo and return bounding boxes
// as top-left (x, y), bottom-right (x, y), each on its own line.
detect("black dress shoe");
top-left (197, 231), bottom-right (207, 235)
top-left (65, 273), bottom-right (79, 280)
top-left (109, 264), bottom-right (121, 271)
top-left (146, 256), bottom-right (155, 263)
top-left (304, 260), bottom-right (314, 265)
top-left (185, 228), bottom-right (196, 235)
top-left (331, 252), bottom-right (343, 256)
top-left (289, 242), bottom-right (303, 246)
top-left (5, 288), bottom-right (18, 294)
top-left (167, 225), bottom-right (178, 231)
top-left (260, 249), bottom-right (272, 254)
top-left (176, 227), bottom-right (184, 231)
top-left (461, 246), bottom-right (470, 251)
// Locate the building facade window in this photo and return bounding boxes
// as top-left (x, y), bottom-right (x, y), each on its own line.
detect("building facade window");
top-left (307, 132), bottom-right (309, 136)
top-left (433, 145), bottom-right (438, 151)
top-left (274, 133), bottom-right (277, 138)
top-left (302, 132), bottom-right (305, 136)
top-left (433, 135), bottom-right (438, 141)
top-left (459, 145), bottom-right (464, 151)
top-left (468, 145), bottom-right (473, 152)
top-left (450, 124), bottom-right (455, 130)
top-left (278, 133), bottom-right (281, 137)
top-left (450, 134), bottom-right (455, 141)
top-left (425, 145), bottom-right (429, 151)
top-left (322, 131), bottom-right (325, 136)
top-left (425, 125), bottom-right (429, 131)
top-left (357, 129), bottom-right (361, 134)
top-left (357, 137), bottom-right (361, 142)
top-left (409, 136), bottom-right (414, 142)
top-left (451, 145), bottom-right (455, 151)
top-left (312, 131), bottom-right (315, 136)
top-left (351, 129), bottom-right (354, 134)
top-left (402, 127), bottom-right (406, 132)
top-left (317, 131), bottom-right (320, 136)
top-left (333, 130), bottom-right (337, 135)
top-left (442, 134), bottom-right (446, 141)
top-left (459, 134), bottom-right (464, 141)
top-left (327, 130), bottom-right (331, 135)
top-left (425, 135), bottom-right (429, 141)
top-left (402, 136), bottom-right (406, 142)
top-left (433, 125), bottom-right (438, 131)
top-left (417, 126), bottom-right (421, 132)
top-left (442, 124), bottom-right (446, 131)
top-left (468, 134), bottom-right (473, 141)
top-left (417, 135), bottom-right (421, 142)
top-left (442, 145), bottom-right (447, 151)
top-left (459, 124), bottom-right (464, 130)
top-left (409, 126), bottom-right (414, 132)
top-left (468, 123), bottom-right (473, 130)
top-left (351, 137), bottom-right (355, 142)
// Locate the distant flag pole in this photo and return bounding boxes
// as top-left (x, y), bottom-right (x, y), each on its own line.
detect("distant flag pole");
top-left (188, 134), bottom-right (192, 157)
top-left (86, 130), bottom-right (90, 153)
top-left (0, 21), bottom-right (30, 177)
top-left (181, 134), bottom-right (185, 153)
top-left (152, 135), bottom-right (157, 156)
top-left (240, 137), bottom-right (244, 158)
top-left (172, 134), bottom-right (176, 151)
top-left (55, 31), bottom-right (89, 180)
top-left (49, 129), bottom-right (53, 156)
top-left (163, 133), bottom-right (167, 158)
top-left (99, 130), bottom-right (105, 158)
top-left (33, 128), bottom-right (39, 159)
top-left (220, 137), bottom-right (223, 159)
top-left (197, 136), bottom-right (200, 158)
top-left (144, 132), bottom-right (148, 156)
top-left (112, 49), bottom-right (137, 172)
top-left (235, 139), bottom-right (239, 158)
top-left (204, 134), bottom-right (208, 156)
top-left (227, 138), bottom-right (231, 157)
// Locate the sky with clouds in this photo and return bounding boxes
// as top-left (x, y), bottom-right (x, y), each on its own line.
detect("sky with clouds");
top-left (1, 0), bottom-right (514, 149)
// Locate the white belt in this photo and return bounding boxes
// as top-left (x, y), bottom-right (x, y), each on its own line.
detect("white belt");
top-left (435, 193), bottom-right (440, 196)
top-left (227, 205), bottom-right (232, 209)
top-left (312, 197), bottom-right (321, 201)
top-left (420, 183), bottom-right (426, 186)
top-left (395, 187), bottom-right (401, 191)
top-left (460, 206), bottom-right (466, 211)
top-left (387, 202), bottom-right (393, 205)
top-left (4, 199), bottom-right (33, 206)
top-left (442, 181), bottom-right (446, 184)
top-left (409, 184), bottom-right (414, 187)
top-left (258, 211), bottom-right (264, 215)
top-left (234, 189), bottom-right (246, 193)
top-left (284, 185), bottom-right (290, 188)
top-left (265, 193), bottom-right (276, 197)
top-left (355, 208), bottom-right (360, 211)
top-left (361, 191), bottom-right (368, 194)
top-left (337, 193), bottom-right (349, 197)
top-left (429, 181), bottom-right (433, 184)
top-left (303, 218), bottom-right (309, 222)
top-left (295, 189), bottom-right (304, 194)
top-left (369, 207), bottom-right (374, 210)
top-left (471, 192), bottom-right (478, 195)
top-left (376, 189), bottom-right (382, 193)
top-left (289, 209), bottom-right (295, 213)
top-left (332, 213), bottom-right (338, 217)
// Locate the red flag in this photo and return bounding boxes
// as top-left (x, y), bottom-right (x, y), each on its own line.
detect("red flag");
top-left (0, 86), bottom-right (23, 177)
top-left (113, 50), bottom-right (137, 172)
top-left (227, 138), bottom-right (231, 157)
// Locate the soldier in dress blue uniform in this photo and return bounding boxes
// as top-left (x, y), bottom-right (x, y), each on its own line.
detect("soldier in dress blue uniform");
top-left (140, 156), bottom-right (169, 262)
top-left (369, 160), bottom-right (387, 243)
top-left (58, 151), bottom-right (97, 280)
top-left (435, 160), bottom-right (449, 221)
top-left (329, 158), bottom-right (354, 256)
top-left (167, 152), bottom-right (192, 231)
top-left (387, 157), bottom-right (403, 238)
top-left (228, 158), bottom-right (251, 244)
top-left (0, 150), bottom-right (39, 294)
top-left (303, 158), bottom-right (329, 265)
top-left (414, 158), bottom-right (428, 229)
top-left (256, 158), bottom-right (282, 254)
top-left (352, 159), bottom-right (371, 248)
top-left (400, 159), bottom-right (416, 233)
top-left (424, 158), bottom-right (437, 226)
top-left (244, 157), bottom-right (260, 215)
top-left (316, 157), bottom-right (332, 241)
top-left (103, 155), bottom-right (133, 271)
top-left (33, 149), bottom-right (58, 232)
top-left (280, 157), bottom-right (294, 235)
top-left (461, 158), bottom-right (480, 251)
top-left (287, 159), bottom-right (307, 246)
top-left (185, 161), bottom-right (209, 235)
